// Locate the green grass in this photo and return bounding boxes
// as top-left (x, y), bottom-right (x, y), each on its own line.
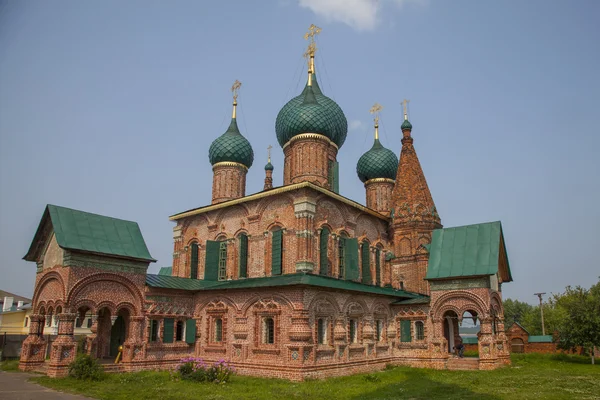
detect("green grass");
top-left (0, 359), bottom-right (20, 371)
top-left (31, 354), bottom-right (600, 400)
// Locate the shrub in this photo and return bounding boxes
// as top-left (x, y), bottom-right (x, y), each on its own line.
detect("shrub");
top-left (175, 357), bottom-right (234, 384)
top-left (68, 353), bottom-right (105, 381)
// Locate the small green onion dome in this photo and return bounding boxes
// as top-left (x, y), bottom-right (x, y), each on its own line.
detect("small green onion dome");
top-left (356, 138), bottom-right (399, 183)
top-left (275, 74), bottom-right (347, 148)
top-left (401, 118), bottom-right (413, 131)
top-left (264, 161), bottom-right (274, 171)
top-left (208, 118), bottom-right (254, 168)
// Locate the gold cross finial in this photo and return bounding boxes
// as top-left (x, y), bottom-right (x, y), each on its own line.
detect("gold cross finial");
top-left (401, 99), bottom-right (410, 119)
top-left (303, 24), bottom-right (321, 72)
top-left (370, 103), bottom-right (383, 125)
top-left (231, 80), bottom-right (242, 103)
top-left (370, 103), bottom-right (383, 140)
top-left (267, 145), bottom-right (272, 163)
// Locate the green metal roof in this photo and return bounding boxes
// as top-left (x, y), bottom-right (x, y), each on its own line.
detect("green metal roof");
top-left (391, 296), bottom-right (430, 305)
top-left (24, 205), bottom-right (156, 263)
top-left (356, 138), bottom-right (399, 183)
top-left (461, 336), bottom-right (478, 344)
top-left (528, 335), bottom-right (553, 343)
top-left (401, 118), bottom-right (413, 131)
top-left (145, 272), bottom-right (420, 299)
top-left (208, 117), bottom-right (254, 168)
top-left (425, 221), bottom-right (512, 281)
top-left (158, 267), bottom-right (172, 276)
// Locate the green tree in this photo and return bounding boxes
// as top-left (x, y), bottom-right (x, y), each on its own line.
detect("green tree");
top-left (552, 279), bottom-right (600, 364)
top-left (503, 298), bottom-right (534, 329)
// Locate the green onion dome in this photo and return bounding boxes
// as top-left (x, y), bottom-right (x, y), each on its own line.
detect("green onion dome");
top-left (208, 117), bottom-right (254, 168)
top-left (401, 118), bottom-right (413, 131)
top-left (265, 161), bottom-right (274, 171)
top-left (356, 138), bottom-right (399, 183)
top-left (275, 74), bottom-right (347, 148)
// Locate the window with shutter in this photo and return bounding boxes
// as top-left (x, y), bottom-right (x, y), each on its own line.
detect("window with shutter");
top-left (175, 320), bottom-right (184, 341)
top-left (190, 242), bottom-right (199, 279)
top-left (375, 247), bottom-right (381, 285)
top-left (345, 238), bottom-right (359, 281)
top-left (163, 318), bottom-right (174, 343)
top-left (218, 241), bottom-right (227, 281)
top-left (361, 242), bottom-right (371, 284)
top-left (271, 229), bottom-right (283, 275)
top-left (238, 234), bottom-right (248, 278)
top-left (185, 319), bottom-right (196, 344)
top-left (319, 227), bottom-right (329, 275)
top-left (400, 320), bottom-right (412, 342)
top-left (204, 241), bottom-right (220, 281)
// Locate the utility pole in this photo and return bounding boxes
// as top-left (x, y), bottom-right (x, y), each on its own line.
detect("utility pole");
top-left (534, 292), bottom-right (546, 335)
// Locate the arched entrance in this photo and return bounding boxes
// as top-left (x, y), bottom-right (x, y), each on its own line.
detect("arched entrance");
top-left (443, 310), bottom-right (459, 353)
top-left (109, 313), bottom-right (127, 357)
top-left (511, 338), bottom-right (524, 353)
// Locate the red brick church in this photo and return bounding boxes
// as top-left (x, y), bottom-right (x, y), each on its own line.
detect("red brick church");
top-left (19, 27), bottom-right (513, 379)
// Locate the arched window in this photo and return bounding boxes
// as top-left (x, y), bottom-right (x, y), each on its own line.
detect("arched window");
top-left (338, 238), bottom-right (346, 279)
top-left (238, 233), bottom-right (248, 278)
top-left (319, 227), bottom-right (330, 276)
top-left (317, 318), bottom-right (328, 345)
top-left (361, 241), bottom-right (371, 284)
top-left (176, 320), bottom-right (184, 341)
top-left (271, 228), bottom-right (283, 275)
top-left (190, 242), bottom-right (199, 279)
top-left (263, 317), bottom-right (275, 344)
top-left (348, 319), bottom-right (358, 343)
top-left (218, 242), bottom-right (227, 281)
top-left (214, 318), bottom-right (223, 342)
top-left (375, 247), bottom-right (382, 285)
top-left (415, 321), bottom-right (425, 340)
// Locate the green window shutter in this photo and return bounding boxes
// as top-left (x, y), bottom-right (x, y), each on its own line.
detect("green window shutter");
top-left (204, 240), bottom-right (220, 281)
top-left (361, 242), bottom-right (371, 284)
top-left (218, 241), bottom-right (228, 281)
top-left (333, 161), bottom-right (339, 194)
top-left (400, 320), bottom-right (412, 343)
top-left (185, 319), bottom-right (196, 344)
top-left (375, 248), bottom-right (381, 285)
top-left (319, 228), bottom-right (329, 275)
top-left (345, 238), bottom-right (359, 281)
top-left (163, 318), bottom-right (174, 343)
top-left (190, 243), bottom-right (199, 279)
top-left (239, 234), bottom-right (248, 278)
top-left (271, 229), bottom-right (283, 275)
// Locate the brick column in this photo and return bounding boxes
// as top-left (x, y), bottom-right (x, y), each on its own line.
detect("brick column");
top-left (19, 314), bottom-right (47, 371)
top-left (212, 162), bottom-right (248, 204)
top-left (122, 316), bottom-right (145, 367)
top-left (294, 197), bottom-right (316, 273)
top-left (47, 311), bottom-right (77, 377)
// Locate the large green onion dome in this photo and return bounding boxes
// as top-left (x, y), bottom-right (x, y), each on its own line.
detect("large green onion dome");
top-left (356, 138), bottom-right (399, 183)
top-left (208, 117), bottom-right (254, 168)
top-left (275, 74), bottom-right (347, 148)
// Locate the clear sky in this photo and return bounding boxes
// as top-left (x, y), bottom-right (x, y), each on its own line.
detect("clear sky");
top-left (1, 0), bottom-right (598, 303)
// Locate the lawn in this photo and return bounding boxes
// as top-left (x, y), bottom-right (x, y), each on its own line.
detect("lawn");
top-left (28, 354), bottom-right (600, 400)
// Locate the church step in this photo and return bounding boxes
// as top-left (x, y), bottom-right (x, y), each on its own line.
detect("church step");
top-left (447, 357), bottom-right (480, 370)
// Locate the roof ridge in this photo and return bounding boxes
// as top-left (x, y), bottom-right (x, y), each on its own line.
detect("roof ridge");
top-left (47, 204), bottom-right (141, 226)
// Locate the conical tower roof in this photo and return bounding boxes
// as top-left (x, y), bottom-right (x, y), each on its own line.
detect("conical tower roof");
top-left (391, 118), bottom-right (441, 224)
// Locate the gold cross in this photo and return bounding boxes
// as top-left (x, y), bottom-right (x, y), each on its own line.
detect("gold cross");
top-left (267, 145), bottom-right (272, 162)
top-left (401, 99), bottom-right (410, 116)
top-left (231, 80), bottom-right (242, 102)
top-left (304, 24), bottom-right (322, 43)
top-left (370, 103), bottom-right (383, 125)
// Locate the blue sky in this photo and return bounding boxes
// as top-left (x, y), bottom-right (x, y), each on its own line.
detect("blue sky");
top-left (1, 0), bottom-right (598, 303)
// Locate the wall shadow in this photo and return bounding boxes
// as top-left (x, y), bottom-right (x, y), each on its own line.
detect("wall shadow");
top-left (351, 368), bottom-right (502, 400)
